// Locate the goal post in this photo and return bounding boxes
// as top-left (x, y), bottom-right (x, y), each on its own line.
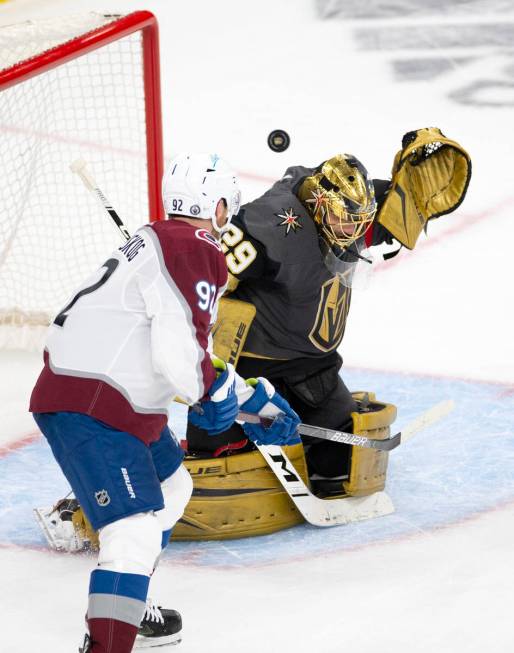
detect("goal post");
top-left (0, 11), bottom-right (164, 350)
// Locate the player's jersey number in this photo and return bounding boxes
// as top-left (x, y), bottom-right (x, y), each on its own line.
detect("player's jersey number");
top-left (221, 224), bottom-right (257, 275)
top-left (196, 281), bottom-right (217, 315)
top-left (53, 258), bottom-right (119, 327)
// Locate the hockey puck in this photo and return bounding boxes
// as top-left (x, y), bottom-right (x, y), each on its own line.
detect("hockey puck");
top-left (267, 129), bottom-right (290, 152)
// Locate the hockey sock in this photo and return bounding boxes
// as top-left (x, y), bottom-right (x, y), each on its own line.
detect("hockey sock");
top-left (87, 568), bottom-right (150, 653)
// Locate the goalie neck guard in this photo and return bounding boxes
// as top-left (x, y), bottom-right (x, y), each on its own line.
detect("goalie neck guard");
top-left (162, 153), bottom-right (241, 235)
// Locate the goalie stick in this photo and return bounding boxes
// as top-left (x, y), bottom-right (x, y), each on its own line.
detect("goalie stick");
top-left (253, 399), bottom-right (455, 527)
top-left (237, 399), bottom-right (455, 452)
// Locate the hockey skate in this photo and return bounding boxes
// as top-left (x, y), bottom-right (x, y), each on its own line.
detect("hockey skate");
top-left (78, 633), bottom-right (91, 652)
top-left (78, 599), bottom-right (181, 651)
top-left (34, 497), bottom-right (88, 552)
top-left (135, 598), bottom-right (182, 648)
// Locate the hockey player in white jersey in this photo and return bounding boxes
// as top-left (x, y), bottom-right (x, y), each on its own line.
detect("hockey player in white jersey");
top-left (30, 153), bottom-right (300, 653)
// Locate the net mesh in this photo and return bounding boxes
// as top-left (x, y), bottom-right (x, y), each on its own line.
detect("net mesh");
top-left (0, 13), bottom-right (153, 349)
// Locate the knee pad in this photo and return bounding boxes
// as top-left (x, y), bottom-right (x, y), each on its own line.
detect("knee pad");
top-left (155, 464), bottom-right (193, 532)
top-left (98, 512), bottom-right (162, 576)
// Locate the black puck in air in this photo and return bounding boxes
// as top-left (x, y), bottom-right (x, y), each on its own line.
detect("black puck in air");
top-left (268, 129), bottom-right (290, 152)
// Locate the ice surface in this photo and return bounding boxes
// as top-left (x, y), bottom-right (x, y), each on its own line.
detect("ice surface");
top-left (0, 0), bottom-right (513, 651)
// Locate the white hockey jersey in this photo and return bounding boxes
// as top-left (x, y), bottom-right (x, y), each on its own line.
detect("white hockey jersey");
top-left (30, 220), bottom-right (227, 444)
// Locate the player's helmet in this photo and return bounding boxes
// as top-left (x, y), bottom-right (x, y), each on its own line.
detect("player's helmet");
top-left (297, 154), bottom-right (377, 249)
top-left (162, 153), bottom-right (241, 234)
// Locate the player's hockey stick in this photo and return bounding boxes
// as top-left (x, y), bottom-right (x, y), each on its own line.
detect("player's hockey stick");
top-left (237, 399), bottom-right (454, 452)
top-left (70, 159), bottom-right (131, 242)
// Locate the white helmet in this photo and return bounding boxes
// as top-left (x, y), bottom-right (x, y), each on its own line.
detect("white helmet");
top-left (162, 153), bottom-right (241, 234)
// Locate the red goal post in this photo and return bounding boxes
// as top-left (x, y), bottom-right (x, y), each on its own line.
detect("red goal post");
top-left (0, 11), bottom-right (164, 350)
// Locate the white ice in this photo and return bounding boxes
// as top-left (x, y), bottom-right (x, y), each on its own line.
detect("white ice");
top-left (1, 0), bottom-right (513, 652)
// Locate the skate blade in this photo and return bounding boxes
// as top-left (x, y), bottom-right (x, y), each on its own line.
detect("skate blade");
top-left (134, 632), bottom-right (182, 648)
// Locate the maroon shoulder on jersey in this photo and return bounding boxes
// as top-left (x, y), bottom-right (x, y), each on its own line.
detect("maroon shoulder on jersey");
top-left (149, 220), bottom-right (228, 396)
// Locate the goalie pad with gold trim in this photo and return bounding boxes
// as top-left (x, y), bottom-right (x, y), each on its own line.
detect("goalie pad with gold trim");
top-left (344, 392), bottom-right (397, 496)
top-left (211, 296), bottom-right (255, 366)
top-left (377, 127), bottom-right (472, 249)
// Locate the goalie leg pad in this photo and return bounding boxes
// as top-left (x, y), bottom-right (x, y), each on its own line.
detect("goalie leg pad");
top-left (343, 392), bottom-right (397, 497)
top-left (98, 511), bottom-right (163, 576)
top-left (212, 297), bottom-right (256, 366)
top-left (172, 442), bottom-right (309, 540)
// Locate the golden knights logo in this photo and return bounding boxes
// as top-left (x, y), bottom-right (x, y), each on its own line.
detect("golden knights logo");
top-left (276, 208), bottom-right (303, 235)
top-left (309, 276), bottom-right (351, 352)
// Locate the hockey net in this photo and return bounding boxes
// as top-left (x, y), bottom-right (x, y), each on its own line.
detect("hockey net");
top-left (0, 11), bottom-right (164, 350)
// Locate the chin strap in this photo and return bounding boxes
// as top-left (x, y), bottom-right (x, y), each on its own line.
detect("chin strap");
top-left (342, 246), bottom-right (373, 264)
top-left (382, 246), bottom-right (402, 261)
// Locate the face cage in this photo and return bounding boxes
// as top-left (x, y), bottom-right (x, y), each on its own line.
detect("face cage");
top-left (319, 207), bottom-right (376, 249)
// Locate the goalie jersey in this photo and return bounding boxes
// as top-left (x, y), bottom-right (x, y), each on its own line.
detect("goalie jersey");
top-left (222, 165), bottom-right (392, 361)
top-left (30, 221), bottom-right (227, 444)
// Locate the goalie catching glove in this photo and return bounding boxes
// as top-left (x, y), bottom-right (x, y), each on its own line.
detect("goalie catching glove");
top-left (377, 127), bottom-right (471, 249)
top-left (239, 377), bottom-right (301, 446)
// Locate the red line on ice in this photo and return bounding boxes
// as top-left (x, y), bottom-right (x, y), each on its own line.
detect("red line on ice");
top-left (0, 430), bottom-right (41, 458)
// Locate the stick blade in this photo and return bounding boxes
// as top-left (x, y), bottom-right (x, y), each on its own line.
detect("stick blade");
top-left (309, 491), bottom-right (395, 527)
top-left (401, 399), bottom-right (455, 443)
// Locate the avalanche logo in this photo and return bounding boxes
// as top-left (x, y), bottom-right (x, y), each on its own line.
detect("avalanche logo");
top-left (195, 228), bottom-right (222, 251)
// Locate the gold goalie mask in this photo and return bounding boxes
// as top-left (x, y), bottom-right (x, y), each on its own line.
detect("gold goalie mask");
top-left (298, 154), bottom-right (377, 250)
top-left (377, 127), bottom-right (472, 249)
top-left (298, 154), bottom-right (377, 287)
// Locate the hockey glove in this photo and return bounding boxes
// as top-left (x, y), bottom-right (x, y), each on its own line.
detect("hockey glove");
top-left (188, 358), bottom-right (239, 436)
top-left (240, 378), bottom-right (301, 446)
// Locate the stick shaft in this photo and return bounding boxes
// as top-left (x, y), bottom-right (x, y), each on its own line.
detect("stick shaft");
top-left (70, 159), bottom-right (131, 242)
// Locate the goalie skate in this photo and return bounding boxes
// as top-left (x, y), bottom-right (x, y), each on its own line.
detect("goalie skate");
top-left (33, 498), bottom-right (88, 553)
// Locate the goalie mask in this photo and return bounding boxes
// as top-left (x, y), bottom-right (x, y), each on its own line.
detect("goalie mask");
top-left (298, 154), bottom-right (377, 251)
top-left (162, 153), bottom-right (241, 234)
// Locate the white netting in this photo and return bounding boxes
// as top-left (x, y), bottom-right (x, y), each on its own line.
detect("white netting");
top-left (0, 13), bottom-right (153, 350)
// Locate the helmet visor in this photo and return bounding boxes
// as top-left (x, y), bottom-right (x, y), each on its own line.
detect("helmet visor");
top-left (322, 239), bottom-right (374, 289)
